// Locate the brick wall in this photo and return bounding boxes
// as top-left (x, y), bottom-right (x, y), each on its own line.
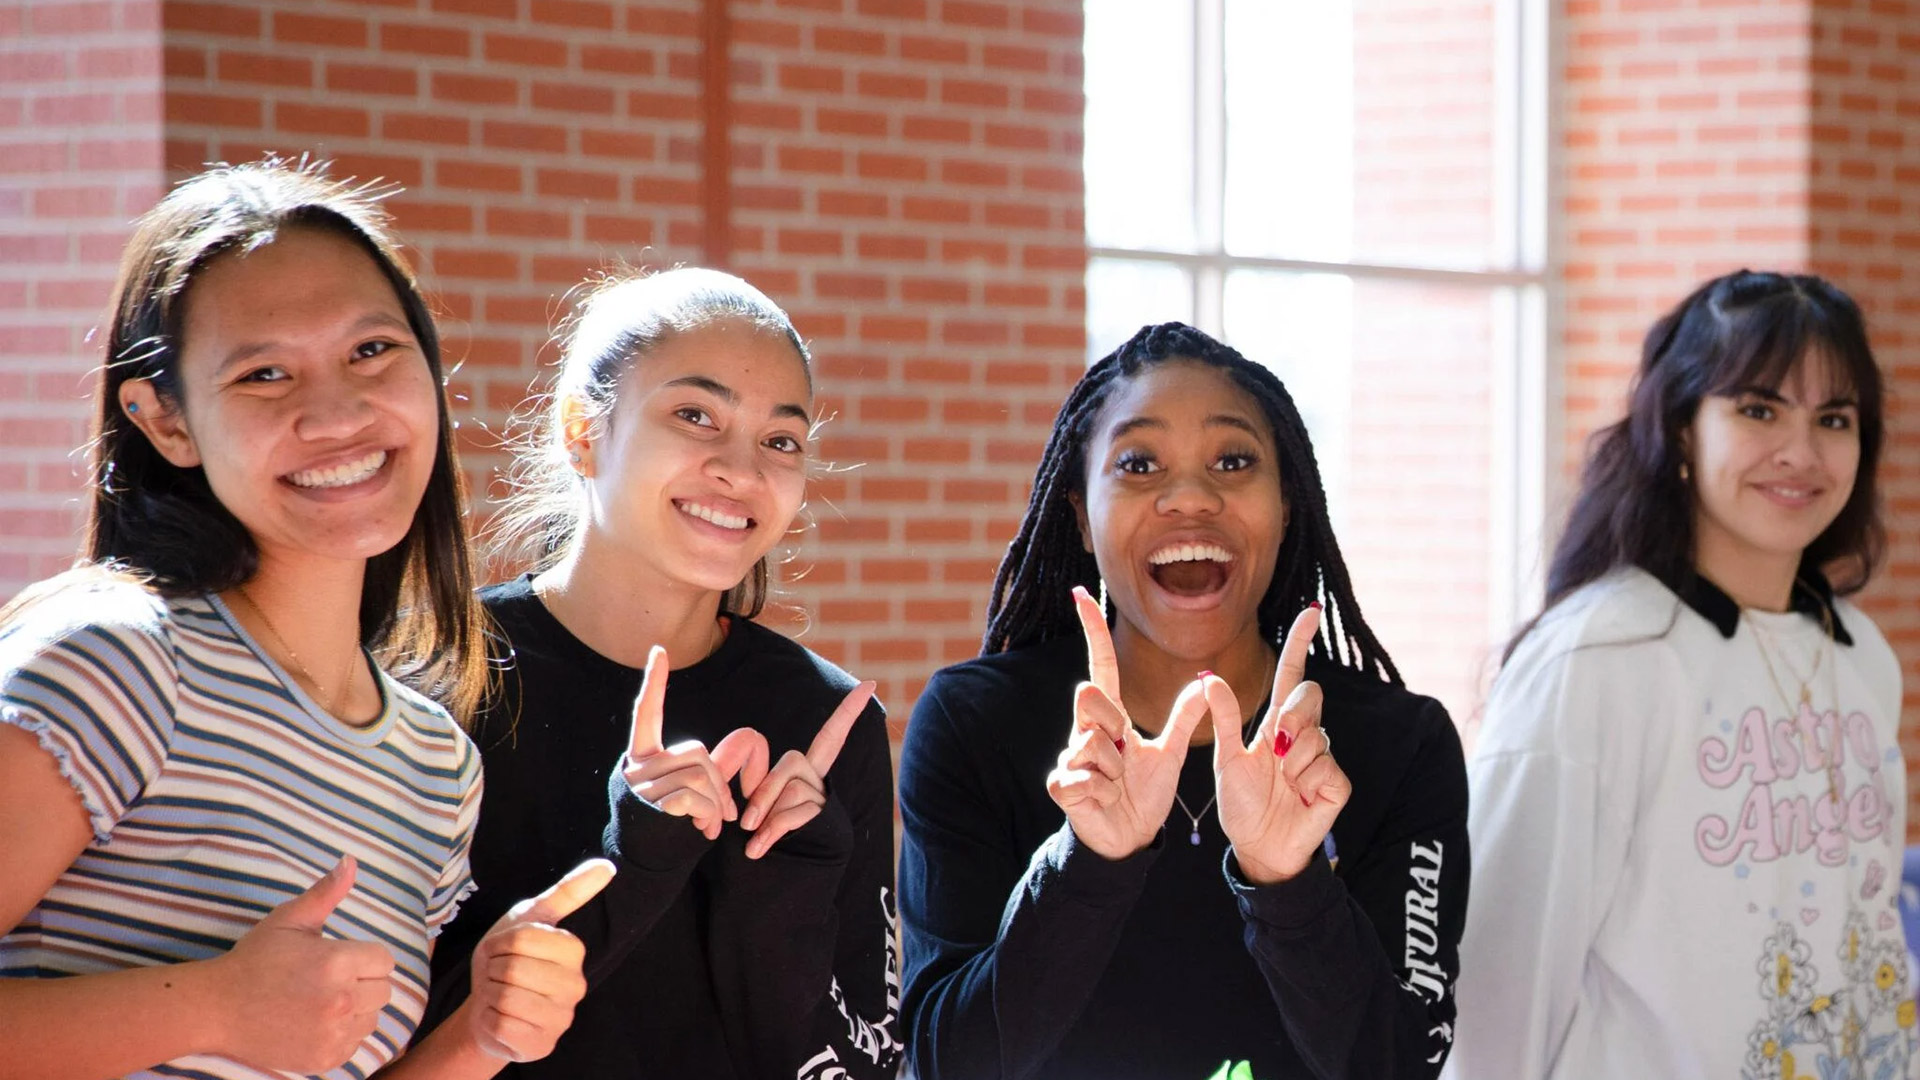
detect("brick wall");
top-left (0, 0), bottom-right (164, 587)
top-left (2, 0), bottom-right (1087, 729)
top-left (1804, 0), bottom-right (1920, 817)
top-left (723, 0), bottom-right (1087, 715)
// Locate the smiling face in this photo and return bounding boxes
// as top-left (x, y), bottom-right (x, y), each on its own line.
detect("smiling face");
top-left (574, 320), bottom-right (812, 597)
top-left (123, 226), bottom-right (441, 573)
top-left (1687, 349), bottom-right (1862, 583)
top-left (1073, 359), bottom-right (1287, 661)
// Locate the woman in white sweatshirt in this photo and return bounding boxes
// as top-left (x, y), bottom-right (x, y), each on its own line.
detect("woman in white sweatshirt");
top-left (1449, 270), bottom-right (1913, 1080)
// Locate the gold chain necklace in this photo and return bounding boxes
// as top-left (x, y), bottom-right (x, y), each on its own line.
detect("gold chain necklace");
top-left (1744, 601), bottom-right (1842, 803)
top-left (233, 585), bottom-right (358, 717)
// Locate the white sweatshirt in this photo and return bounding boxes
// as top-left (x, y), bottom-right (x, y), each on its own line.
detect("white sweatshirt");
top-left (1447, 567), bottom-right (1914, 1080)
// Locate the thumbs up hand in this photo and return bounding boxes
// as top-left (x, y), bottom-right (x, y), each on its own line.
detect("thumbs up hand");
top-left (211, 854), bottom-right (397, 1073)
top-left (622, 645), bottom-right (767, 840)
top-left (466, 858), bottom-right (616, 1063)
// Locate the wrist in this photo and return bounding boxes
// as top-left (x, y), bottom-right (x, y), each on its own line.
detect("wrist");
top-left (1070, 821), bottom-right (1156, 863)
top-left (1232, 846), bottom-right (1309, 886)
top-left (176, 954), bottom-right (241, 1057)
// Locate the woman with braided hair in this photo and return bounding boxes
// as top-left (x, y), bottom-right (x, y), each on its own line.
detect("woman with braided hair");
top-left (898, 322), bottom-right (1469, 1079)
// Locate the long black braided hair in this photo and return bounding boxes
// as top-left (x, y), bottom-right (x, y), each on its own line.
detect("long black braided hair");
top-left (982, 321), bottom-right (1402, 686)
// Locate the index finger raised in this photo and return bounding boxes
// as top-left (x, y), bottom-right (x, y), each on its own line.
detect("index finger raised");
top-left (1072, 586), bottom-right (1121, 701)
top-left (806, 680), bottom-right (874, 776)
top-left (627, 645), bottom-right (669, 761)
top-left (1270, 605), bottom-right (1321, 711)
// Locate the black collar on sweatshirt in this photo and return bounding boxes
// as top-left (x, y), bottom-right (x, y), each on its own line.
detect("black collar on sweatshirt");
top-left (1674, 569), bottom-right (1853, 646)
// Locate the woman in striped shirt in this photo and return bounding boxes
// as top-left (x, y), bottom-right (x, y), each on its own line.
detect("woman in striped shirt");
top-left (0, 160), bottom-right (603, 1080)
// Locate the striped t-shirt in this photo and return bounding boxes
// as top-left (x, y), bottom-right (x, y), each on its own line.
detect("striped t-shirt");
top-left (0, 575), bottom-right (481, 1080)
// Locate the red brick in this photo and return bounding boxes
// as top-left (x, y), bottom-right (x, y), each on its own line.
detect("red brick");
top-left (533, 81), bottom-right (616, 115)
top-left (581, 44), bottom-right (656, 75)
top-left (815, 27), bottom-right (886, 55)
top-left (275, 102), bottom-right (369, 138)
top-left (435, 248), bottom-right (521, 281)
top-left (531, 0), bottom-right (614, 29)
top-left (904, 115), bottom-right (970, 143)
top-left (437, 159), bottom-right (523, 193)
top-left (901, 34), bottom-right (967, 63)
top-left (274, 12), bottom-right (369, 48)
top-left (433, 72), bottom-right (519, 106)
top-left (581, 128), bottom-right (656, 159)
top-left (216, 51), bottom-right (312, 88)
top-left (628, 91), bottom-right (700, 121)
top-left (326, 62), bottom-right (418, 97)
top-left (779, 146), bottom-right (845, 174)
top-left (857, 72), bottom-right (928, 100)
top-left (483, 120), bottom-right (568, 153)
top-left (857, 151), bottom-right (929, 181)
top-left (164, 2), bottom-right (262, 38)
top-left (584, 214), bottom-right (655, 244)
top-left (166, 92), bottom-right (262, 128)
top-left (434, 0), bottom-right (521, 16)
top-left (384, 111), bottom-right (474, 146)
top-left (537, 167), bottom-right (621, 200)
top-left (780, 63), bottom-right (845, 93)
top-left (381, 22), bottom-right (472, 58)
top-left (942, 78), bottom-right (1010, 109)
top-left (818, 108), bottom-right (889, 137)
top-left (487, 33), bottom-right (570, 68)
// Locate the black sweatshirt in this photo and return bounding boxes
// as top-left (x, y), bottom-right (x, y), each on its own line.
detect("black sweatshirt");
top-left (422, 576), bottom-right (902, 1079)
top-left (897, 635), bottom-right (1468, 1080)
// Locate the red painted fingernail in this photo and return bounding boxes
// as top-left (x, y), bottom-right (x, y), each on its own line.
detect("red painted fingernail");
top-left (1309, 601), bottom-right (1323, 611)
top-left (1198, 670), bottom-right (1214, 680)
top-left (1114, 737), bottom-right (1125, 752)
top-left (1300, 793), bottom-right (1312, 807)
top-left (1274, 729), bottom-right (1294, 757)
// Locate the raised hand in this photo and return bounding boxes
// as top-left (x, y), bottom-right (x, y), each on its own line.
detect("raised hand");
top-left (466, 858), bottom-right (616, 1063)
top-left (1205, 605), bottom-right (1349, 885)
top-left (211, 855), bottom-right (396, 1073)
top-left (1046, 585), bottom-right (1209, 861)
top-left (623, 645), bottom-right (768, 840)
top-left (737, 681), bottom-right (875, 859)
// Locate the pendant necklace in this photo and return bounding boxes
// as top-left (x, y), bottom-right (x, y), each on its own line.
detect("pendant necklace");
top-left (1173, 791), bottom-right (1217, 847)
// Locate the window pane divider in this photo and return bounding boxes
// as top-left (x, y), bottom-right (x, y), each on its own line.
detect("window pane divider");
top-left (1088, 246), bottom-right (1547, 289)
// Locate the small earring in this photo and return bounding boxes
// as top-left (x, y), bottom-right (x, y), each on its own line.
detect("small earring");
top-left (570, 452), bottom-right (581, 464)
top-left (1680, 462), bottom-right (1691, 482)
top-left (125, 401), bottom-right (138, 414)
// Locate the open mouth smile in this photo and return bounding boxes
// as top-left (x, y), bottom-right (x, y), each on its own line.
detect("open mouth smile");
top-left (1146, 541), bottom-right (1234, 598)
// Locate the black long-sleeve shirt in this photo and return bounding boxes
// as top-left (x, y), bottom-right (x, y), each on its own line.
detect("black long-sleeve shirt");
top-left (898, 635), bottom-right (1468, 1080)
top-left (422, 576), bottom-right (901, 1079)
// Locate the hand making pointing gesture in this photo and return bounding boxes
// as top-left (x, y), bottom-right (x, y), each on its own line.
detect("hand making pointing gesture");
top-left (1204, 604), bottom-right (1349, 885)
top-left (738, 678), bottom-right (875, 859)
top-left (1046, 585), bottom-right (1210, 861)
top-left (622, 645), bottom-right (768, 840)
top-left (622, 643), bottom-right (876, 857)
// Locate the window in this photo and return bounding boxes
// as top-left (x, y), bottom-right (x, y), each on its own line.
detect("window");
top-left (1084, 0), bottom-right (1549, 723)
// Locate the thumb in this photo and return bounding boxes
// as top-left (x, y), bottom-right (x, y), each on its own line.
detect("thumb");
top-left (509, 858), bottom-right (616, 926)
top-left (1152, 679), bottom-right (1210, 764)
top-left (1202, 673), bottom-right (1245, 762)
top-left (263, 854), bottom-right (356, 932)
